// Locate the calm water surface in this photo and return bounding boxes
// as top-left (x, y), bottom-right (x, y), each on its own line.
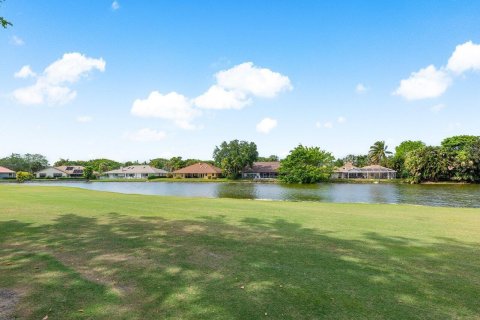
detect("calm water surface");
top-left (23, 181), bottom-right (480, 208)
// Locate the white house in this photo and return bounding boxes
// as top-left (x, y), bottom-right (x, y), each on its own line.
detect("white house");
top-left (35, 166), bottom-right (85, 178)
top-left (103, 165), bottom-right (168, 179)
top-left (35, 167), bottom-right (69, 178)
top-left (0, 166), bottom-right (16, 179)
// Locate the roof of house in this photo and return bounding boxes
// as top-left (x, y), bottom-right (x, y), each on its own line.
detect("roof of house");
top-left (361, 165), bottom-right (396, 172)
top-left (56, 166), bottom-right (85, 175)
top-left (0, 166), bottom-right (15, 174)
top-left (104, 165), bottom-right (168, 174)
top-left (243, 161), bottom-right (280, 173)
top-left (36, 167), bottom-right (67, 174)
top-left (173, 163), bottom-right (222, 174)
top-left (333, 162), bottom-right (358, 173)
top-left (334, 163), bottom-right (396, 173)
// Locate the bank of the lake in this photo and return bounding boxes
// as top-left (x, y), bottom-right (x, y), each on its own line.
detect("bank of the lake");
top-left (18, 180), bottom-right (480, 208)
top-left (1, 185), bottom-right (479, 319)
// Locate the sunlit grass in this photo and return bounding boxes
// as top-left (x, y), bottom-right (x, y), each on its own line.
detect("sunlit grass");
top-left (0, 185), bottom-right (479, 319)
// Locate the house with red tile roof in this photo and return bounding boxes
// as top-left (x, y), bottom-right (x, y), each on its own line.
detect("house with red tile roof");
top-left (0, 166), bottom-right (16, 179)
top-left (173, 163), bottom-right (222, 179)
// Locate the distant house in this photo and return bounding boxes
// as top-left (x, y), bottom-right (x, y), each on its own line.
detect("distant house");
top-left (332, 162), bottom-right (396, 179)
top-left (0, 166), bottom-right (16, 179)
top-left (36, 166), bottom-right (85, 178)
top-left (103, 165), bottom-right (168, 179)
top-left (173, 163), bottom-right (222, 179)
top-left (242, 161), bottom-right (280, 179)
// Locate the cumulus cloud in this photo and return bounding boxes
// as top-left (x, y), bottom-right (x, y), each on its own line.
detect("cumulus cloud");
top-left (394, 65), bottom-right (451, 100)
top-left (395, 41), bottom-right (480, 101)
top-left (355, 83), bottom-right (367, 94)
top-left (256, 117), bottom-right (278, 134)
top-left (76, 116), bottom-right (93, 123)
top-left (447, 41), bottom-right (480, 74)
top-left (11, 35), bottom-right (25, 46)
top-left (216, 62), bottom-right (292, 98)
top-left (12, 53), bottom-right (105, 106)
top-left (194, 62), bottom-right (291, 110)
top-left (125, 128), bottom-right (167, 142)
top-left (133, 62), bottom-right (291, 128)
top-left (111, 1), bottom-right (120, 10)
top-left (194, 85), bottom-right (250, 110)
top-left (14, 65), bottom-right (36, 79)
top-left (131, 91), bottom-right (200, 130)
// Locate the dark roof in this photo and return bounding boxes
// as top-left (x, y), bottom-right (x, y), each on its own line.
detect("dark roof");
top-left (173, 163), bottom-right (223, 174)
top-left (243, 162), bottom-right (280, 173)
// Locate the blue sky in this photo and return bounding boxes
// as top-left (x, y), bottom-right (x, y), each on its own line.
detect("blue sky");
top-left (1, 1), bottom-right (480, 163)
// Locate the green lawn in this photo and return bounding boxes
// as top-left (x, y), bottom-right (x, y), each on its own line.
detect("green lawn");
top-left (0, 185), bottom-right (479, 319)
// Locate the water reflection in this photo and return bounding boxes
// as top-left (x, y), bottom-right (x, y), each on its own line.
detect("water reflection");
top-left (20, 181), bottom-right (480, 208)
top-left (215, 183), bottom-right (257, 199)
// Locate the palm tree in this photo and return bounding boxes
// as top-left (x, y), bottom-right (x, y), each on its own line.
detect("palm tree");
top-left (368, 141), bottom-right (392, 165)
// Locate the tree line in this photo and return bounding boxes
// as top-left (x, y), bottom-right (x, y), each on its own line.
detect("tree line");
top-left (2, 135), bottom-right (479, 184)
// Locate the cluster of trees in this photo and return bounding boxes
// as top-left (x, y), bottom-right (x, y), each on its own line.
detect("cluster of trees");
top-left (404, 136), bottom-right (480, 183)
top-left (54, 158), bottom-right (123, 173)
top-left (149, 157), bottom-right (214, 172)
top-left (0, 154), bottom-right (49, 173)
top-left (334, 135), bottom-right (480, 183)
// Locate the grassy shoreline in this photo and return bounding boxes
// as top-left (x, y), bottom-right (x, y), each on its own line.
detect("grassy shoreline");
top-left (1, 185), bottom-right (479, 319)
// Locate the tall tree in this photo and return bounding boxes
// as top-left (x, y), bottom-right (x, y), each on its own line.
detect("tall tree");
top-left (257, 155), bottom-right (280, 162)
top-left (392, 140), bottom-right (426, 178)
top-left (213, 140), bottom-right (258, 179)
top-left (368, 141), bottom-right (392, 165)
top-left (278, 145), bottom-right (334, 184)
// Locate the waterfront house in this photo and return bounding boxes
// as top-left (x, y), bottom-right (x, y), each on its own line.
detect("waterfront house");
top-left (103, 165), bottom-right (168, 179)
top-left (242, 161), bottom-right (280, 179)
top-left (173, 163), bottom-right (222, 179)
top-left (36, 166), bottom-right (85, 178)
top-left (332, 162), bottom-right (396, 179)
top-left (0, 166), bottom-right (16, 179)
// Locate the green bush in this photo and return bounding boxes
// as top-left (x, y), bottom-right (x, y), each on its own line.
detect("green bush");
top-left (16, 171), bottom-right (33, 183)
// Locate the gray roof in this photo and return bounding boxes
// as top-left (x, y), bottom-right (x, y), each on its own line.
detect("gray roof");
top-left (104, 165), bottom-right (168, 174)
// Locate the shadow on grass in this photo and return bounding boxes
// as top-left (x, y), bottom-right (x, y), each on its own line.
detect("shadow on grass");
top-left (0, 214), bottom-right (479, 319)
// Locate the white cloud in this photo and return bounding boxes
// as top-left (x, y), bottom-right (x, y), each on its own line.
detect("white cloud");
top-left (194, 85), bottom-right (250, 110)
top-left (316, 121), bottom-right (333, 129)
top-left (11, 35), bottom-right (25, 46)
top-left (193, 62), bottom-right (291, 109)
top-left (76, 116), bottom-right (93, 123)
top-left (337, 116), bottom-right (347, 124)
top-left (216, 62), bottom-right (292, 98)
top-left (14, 65), bottom-right (36, 79)
top-left (430, 103), bottom-right (446, 113)
top-left (394, 65), bottom-right (451, 100)
top-left (111, 1), bottom-right (120, 10)
top-left (131, 91), bottom-right (200, 130)
top-left (355, 83), bottom-right (367, 94)
top-left (12, 52), bottom-right (105, 106)
top-left (44, 52), bottom-right (106, 84)
top-left (447, 41), bottom-right (480, 74)
top-left (125, 128), bottom-right (167, 142)
top-left (133, 62), bottom-right (291, 128)
top-left (256, 117), bottom-right (278, 134)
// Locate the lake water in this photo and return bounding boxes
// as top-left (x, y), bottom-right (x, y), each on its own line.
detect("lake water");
top-left (22, 181), bottom-right (480, 208)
